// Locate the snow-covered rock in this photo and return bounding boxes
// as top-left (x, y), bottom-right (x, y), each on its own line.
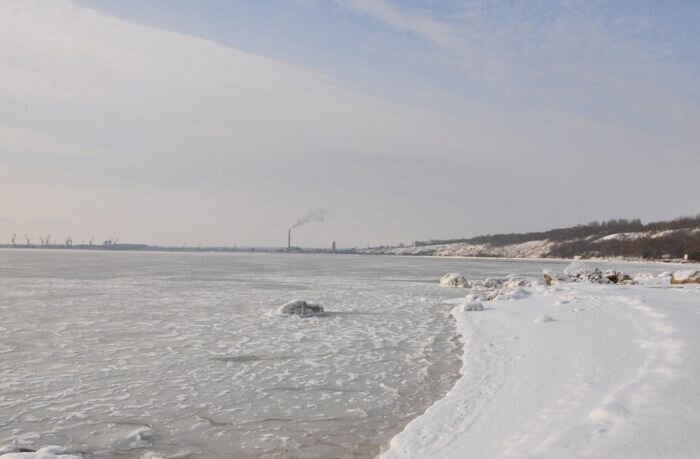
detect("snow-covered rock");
top-left (460, 300), bottom-right (484, 312)
top-left (0, 445), bottom-right (82, 459)
top-left (277, 300), bottom-right (325, 316)
top-left (502, 277), bottom-right (528, 289)
top-left (543, 269), bottom-right (568, 285)
top-left (571, 268), bottom-right (609, 284)
top-left (440, 273), bottom-right (468, 288)
top-left (671, 270), bottom-right (700, 285)
top-left (494, 287), bottom-right (530, 301)
top-left (603, 270), bottom-right (634, 284)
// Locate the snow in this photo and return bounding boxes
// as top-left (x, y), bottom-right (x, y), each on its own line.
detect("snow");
top-left (367, 240), bottom-right (554, 258)
top-left (460, 301), bottom-right (484, 312)
top-left (533, 314), bottom-right (555, 324)
top-left (382, 265), bottom-right (700, 458)
top-left (596, 232), bottom-right (646, 242)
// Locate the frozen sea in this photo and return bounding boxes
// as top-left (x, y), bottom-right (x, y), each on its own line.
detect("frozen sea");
top-left (0, 249), bottom-right (568, 458)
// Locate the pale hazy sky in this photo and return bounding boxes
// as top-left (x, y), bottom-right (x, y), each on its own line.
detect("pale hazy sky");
top-left (1, 0), bottom-right (698, 247)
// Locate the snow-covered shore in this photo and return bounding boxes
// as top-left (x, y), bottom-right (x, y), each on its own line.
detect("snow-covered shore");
top-left (381, 265), bottom-right (700, 458)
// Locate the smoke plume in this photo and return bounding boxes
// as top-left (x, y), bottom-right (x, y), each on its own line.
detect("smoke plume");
top-left (290, 207), bottom-right (327, 230)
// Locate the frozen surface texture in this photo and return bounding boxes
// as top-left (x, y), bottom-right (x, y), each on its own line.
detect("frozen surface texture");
top-left (1, 251), bottom-right (563, 458)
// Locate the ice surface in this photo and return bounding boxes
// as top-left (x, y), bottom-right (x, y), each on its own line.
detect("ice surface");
top-left (7, 250), bottom-right (541, 458)
top-left (7, 251), bottom-right (690, 458)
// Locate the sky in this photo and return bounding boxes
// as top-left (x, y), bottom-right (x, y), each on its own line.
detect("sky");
top-left (1, 0), bottom-right (698, 248)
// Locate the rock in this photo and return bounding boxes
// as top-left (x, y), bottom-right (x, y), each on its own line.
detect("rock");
top-left (461, 300), bottom-right (484, 312)
top-left (543, 272), bottom-right (554, 286)
top-left (671, 270), bottom-right (700, 285)
top-left (277, 300), bottom-right (325, 316)
top-left (439, 273), bottom-right (468, 288)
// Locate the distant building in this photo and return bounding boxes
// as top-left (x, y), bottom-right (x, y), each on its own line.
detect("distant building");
top-left (332, 241), bottom-right (336, 253)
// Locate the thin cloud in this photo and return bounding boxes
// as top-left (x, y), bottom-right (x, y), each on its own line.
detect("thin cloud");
top-left (336, 0), bottom-right (456, 48)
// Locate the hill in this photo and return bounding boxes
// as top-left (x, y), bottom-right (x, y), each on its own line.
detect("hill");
top-left (365, 215), bottom-right (700, 261)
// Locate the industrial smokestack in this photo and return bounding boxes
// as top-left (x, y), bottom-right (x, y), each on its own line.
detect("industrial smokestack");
top-left (288, 228), bottom-right (291, 250)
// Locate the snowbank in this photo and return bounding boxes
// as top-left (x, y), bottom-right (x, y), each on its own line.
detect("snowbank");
top-left (382, 268), bottom-right (700, 458)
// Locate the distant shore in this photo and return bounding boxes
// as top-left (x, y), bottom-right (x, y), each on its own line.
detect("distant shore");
top-left (1, 245), bottom-right (692, 265)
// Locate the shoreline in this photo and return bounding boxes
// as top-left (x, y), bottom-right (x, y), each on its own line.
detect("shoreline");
top-left (379, 262), bottom-right (700, 458)
top-left (0, 246), bottom-right (692, 266)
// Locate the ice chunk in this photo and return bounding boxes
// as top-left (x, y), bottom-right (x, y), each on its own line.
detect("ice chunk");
top-left (140, 453), bottom-right (165, 459)
top-left (439, 273), bottom-right (468, 288)
top-left (128, 427), bottom-right (155, 448)
top-left (277, 300), bottom-right (325, 316)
